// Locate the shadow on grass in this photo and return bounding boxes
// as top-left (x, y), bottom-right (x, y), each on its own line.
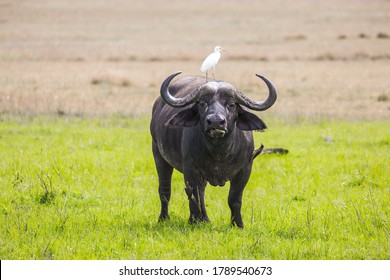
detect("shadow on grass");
top-left (127, 213), bottom-right (240, 235)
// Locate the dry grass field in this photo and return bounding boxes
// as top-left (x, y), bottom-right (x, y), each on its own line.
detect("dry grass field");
top-left (1, 0), bottom-right (389, 119)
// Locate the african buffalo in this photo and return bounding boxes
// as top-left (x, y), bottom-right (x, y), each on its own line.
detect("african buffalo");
top-left (150, 72), bottom-right (277, 228)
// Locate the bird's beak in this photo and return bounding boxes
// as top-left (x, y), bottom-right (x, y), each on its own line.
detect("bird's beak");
top-left (221, 48), bottom-right (227, 51)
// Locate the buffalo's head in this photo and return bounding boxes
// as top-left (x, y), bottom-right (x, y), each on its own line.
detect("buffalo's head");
top-left (161, 72), bottom-right (277, 139)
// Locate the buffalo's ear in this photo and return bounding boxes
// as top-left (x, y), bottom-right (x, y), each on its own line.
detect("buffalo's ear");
top-left (165, 106), bottom-right (199, 127)
top-left (236, 107), bottom-right (267, 131)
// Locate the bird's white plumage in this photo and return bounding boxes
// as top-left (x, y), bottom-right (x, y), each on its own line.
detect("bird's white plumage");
top-left (200, 46), bottom-right (225, 80)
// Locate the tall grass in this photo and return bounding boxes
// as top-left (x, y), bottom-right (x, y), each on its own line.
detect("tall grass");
top-left (0, 116), bottom-right (388, 259)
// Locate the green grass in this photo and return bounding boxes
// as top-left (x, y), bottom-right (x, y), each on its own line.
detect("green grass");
top-left (0, 115), bottom-right (389, 259)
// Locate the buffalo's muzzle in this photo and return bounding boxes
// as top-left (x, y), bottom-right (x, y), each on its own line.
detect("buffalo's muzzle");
top-left (205, 114), bottom-right (227, 138)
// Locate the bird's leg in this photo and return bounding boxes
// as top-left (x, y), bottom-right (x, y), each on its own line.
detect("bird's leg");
top-left (205, 71), bottom-right (208, 82)
top-left (212, 71), bottom-right (216, 80)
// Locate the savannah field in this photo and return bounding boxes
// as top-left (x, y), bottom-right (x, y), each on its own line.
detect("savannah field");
top-left (0, 0), bottom-right (389, 259)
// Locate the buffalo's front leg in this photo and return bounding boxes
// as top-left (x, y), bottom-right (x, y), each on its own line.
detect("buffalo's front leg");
top-left (229, 169), bottom-right (251, 228)
top-left (184, 173), bottom-right (209, 224)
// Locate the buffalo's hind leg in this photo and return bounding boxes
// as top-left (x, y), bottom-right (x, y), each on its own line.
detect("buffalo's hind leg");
top-left (152, 142), bottom-right (174, 222)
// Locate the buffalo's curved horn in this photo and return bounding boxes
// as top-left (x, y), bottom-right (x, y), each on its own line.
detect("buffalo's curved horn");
top-left (160, 71), bottom-right (200, 108)
top-left (235, 74), bottom-right (277, 111)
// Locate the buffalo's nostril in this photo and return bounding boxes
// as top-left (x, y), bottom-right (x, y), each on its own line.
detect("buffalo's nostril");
top-left (206, 114), bottom-right (226, 129)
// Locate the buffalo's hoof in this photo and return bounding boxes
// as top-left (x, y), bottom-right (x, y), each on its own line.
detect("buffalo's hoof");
top-left (189, 215), bottom-right (210, 225)
top-left (231, 219), bottom-right (244, 229)
top-left (158, 214), bottom-right (170, 223)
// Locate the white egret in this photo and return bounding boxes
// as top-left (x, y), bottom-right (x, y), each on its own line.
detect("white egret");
top-left (200, 46), bottom-right (226, 81)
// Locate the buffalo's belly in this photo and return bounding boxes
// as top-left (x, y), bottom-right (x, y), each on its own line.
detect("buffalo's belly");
top-left (157, 141), bottom-right (184, 172)
top-left (198, 160), bottom-right (249, 187)
top-left (207, 176), bottom-right (228, 187)
top-left (203, 165), bottom-right (231, 186)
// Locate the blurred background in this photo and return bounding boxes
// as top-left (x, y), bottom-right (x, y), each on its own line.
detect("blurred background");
top-left (0, 0), bottom-right (389, 119)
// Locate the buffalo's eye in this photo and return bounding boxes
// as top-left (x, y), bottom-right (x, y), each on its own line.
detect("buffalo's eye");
top-left (199, 101), bottom-right (208, 109)
top-left (227, 103), bottom-right (236, 110)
